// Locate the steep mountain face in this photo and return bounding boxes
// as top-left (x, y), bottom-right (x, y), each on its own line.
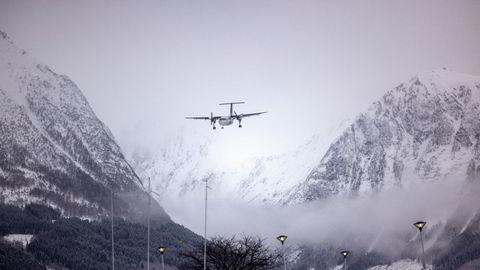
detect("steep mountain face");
top-left (128, 133), bottom-right (214, 199)
top-left (286, 70), bottom-right (480, 269)
top-left (287, 70), bottom-right (480, 203)
top-left (0, 31), bottom-right (168, 221)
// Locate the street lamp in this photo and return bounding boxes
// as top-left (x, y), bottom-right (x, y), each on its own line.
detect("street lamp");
top-left (277, 235), bottom-right (288, 270)
top-left (414, 221), bottom-right (427, 269)
top-left (158, 246), bottom-right (167, 270)
top-left (340, 250), bottom-right (350, 270)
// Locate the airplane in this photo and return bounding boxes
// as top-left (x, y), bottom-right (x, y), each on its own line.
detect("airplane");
top-left (186, 102), bottom-right (267, 130)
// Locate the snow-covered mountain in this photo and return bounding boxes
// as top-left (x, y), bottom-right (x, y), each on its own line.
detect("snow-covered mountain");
top-left (128, 70), bottom-right (480, 206)
top-left (127, 129), bottom-right (332, 205)
top-left (288, 70), bottom-right (480, 203)
top-left (0, 31), bottom-right (168, 221)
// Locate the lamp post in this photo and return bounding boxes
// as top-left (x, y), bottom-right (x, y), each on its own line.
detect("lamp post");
top-left (340, 250), bottom-right (350, 270)
top-left (414, 221), bottom-right (427, 269)
top-left (110, 188), bottom-right (115, 270)
top-left (277, 235), bottom-right (288, 270)
top-left (203, 178), bottom-right (210, 270)
top-left (158, 246), bottom-right (167, 270)
top-left (143, 177), bottom-right (163, 270)
top-left (147, 178), bottom-right (151, 270)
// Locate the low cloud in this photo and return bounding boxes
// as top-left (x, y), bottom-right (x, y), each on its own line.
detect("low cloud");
top-left (157, 177), bottom-right (479, 255)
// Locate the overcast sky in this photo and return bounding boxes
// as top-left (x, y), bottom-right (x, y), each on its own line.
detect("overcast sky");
top-left (1, 0), bottom-right (480, 158)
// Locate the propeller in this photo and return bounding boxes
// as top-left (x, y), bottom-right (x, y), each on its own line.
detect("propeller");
top-left (234, 111), bottom-right (243, 119)
top-left (234, 111), bottom-right (243, 128)
top-left (210, 112), bottom-right (214, 125)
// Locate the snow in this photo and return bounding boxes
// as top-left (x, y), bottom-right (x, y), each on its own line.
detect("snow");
top-left (330, 265), bottom-right (344, 270)
top-left (3, 234), bottom-right (34, 249)
top-left (128, 125), bottom-right (337, 206)
top-left (418, 70), bottom-right (480, 101)
top-left (460, 210), bottom-right (478, 234)
top-left (0, 33), bottom-right (30, 108)
top-left (25, 105), bottom-right (98, 180)
top-left (367, 259), bottom-right (431, 270)
top-left (0, 31), bottom-right (142, 218)
top-left (367, 230), bottom-right (384, 253)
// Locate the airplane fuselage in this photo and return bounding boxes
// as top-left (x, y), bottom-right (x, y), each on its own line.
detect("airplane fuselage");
top-left (219, 117), bottom-right (234, 126)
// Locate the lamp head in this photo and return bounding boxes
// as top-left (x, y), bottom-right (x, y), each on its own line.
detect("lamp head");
top-left (158, 246), bottom-right (167, 254)
top-left (276, 235), bottom-right (288, 245)
top-left (414, 221), bottom-right (427, 231)
top-left (340, 250), bottom-right (350, 258)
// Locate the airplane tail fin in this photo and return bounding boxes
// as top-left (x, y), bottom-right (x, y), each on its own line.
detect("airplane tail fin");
top-left (219, 102), bottom-right (245, 116)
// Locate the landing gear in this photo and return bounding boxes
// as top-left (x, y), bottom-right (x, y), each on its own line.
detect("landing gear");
top-left (211, 118), bottom-right (217, 130)
top-left (221, 126), bottom-right (224, 129)
top-left (239, 124), bottom-right (242, 128)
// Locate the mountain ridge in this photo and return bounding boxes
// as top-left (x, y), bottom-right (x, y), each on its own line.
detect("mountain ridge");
top-left (287, 69), bottom-right (480, 203)
top-left (0, 30), bottom-right (167, 222)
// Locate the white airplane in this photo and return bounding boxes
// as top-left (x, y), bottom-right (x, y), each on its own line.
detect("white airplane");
top-left (186, 102), bottom-right (267, 130)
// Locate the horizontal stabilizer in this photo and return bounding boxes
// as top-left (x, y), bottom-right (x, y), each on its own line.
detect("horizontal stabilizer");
top-left (219, 102), bottom-right (245, 105)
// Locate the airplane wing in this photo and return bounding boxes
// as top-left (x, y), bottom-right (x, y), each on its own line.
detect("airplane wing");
top-left (185, 116), bottom-right (211, 120)
top-left (185, 115), bottom-right (221, 120)
top-left (237, 111), bottom-right (267, 118)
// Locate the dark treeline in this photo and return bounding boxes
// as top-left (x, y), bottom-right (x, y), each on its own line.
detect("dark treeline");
top-left (0, 240), bottom-right (45, 270)
top-left (0, 203), bottom-right (202, 270)
top-left (432, 220), bottom-right (480, 270)
top-left (1, 203), bottom-right (480, 269)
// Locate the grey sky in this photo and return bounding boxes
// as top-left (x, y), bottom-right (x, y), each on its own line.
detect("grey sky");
top-left (1, 0), bottom-right (480, 157)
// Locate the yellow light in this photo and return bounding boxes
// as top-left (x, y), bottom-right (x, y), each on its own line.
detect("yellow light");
top-left (159, 246), bottom-right (167, 254)
top-left (340, 250), bottom-right (350, 258)
top-left (277, 235), bottom-right (288, 244)
top-left (414, 221), bottom-right (427, 230)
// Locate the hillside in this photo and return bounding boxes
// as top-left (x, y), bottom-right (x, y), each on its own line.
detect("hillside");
top-left (0, 30), bottom-right (167, 221)
top-left (289, 70), bottom-right (480, 202)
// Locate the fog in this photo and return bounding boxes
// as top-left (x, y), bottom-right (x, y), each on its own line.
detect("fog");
top-left (159, 177), bottom-right (479, 253)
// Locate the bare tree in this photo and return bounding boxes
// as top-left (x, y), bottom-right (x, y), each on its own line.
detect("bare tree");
top-left (179, 235), bottom-right (281, 270)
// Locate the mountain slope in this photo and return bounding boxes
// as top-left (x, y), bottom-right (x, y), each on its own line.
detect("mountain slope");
top-left (128, 131), bottom-right (328, 203)
top-left (0, 30), bottom-right (168, 221)
top-left (287, 70), bottom-right (480, 203)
